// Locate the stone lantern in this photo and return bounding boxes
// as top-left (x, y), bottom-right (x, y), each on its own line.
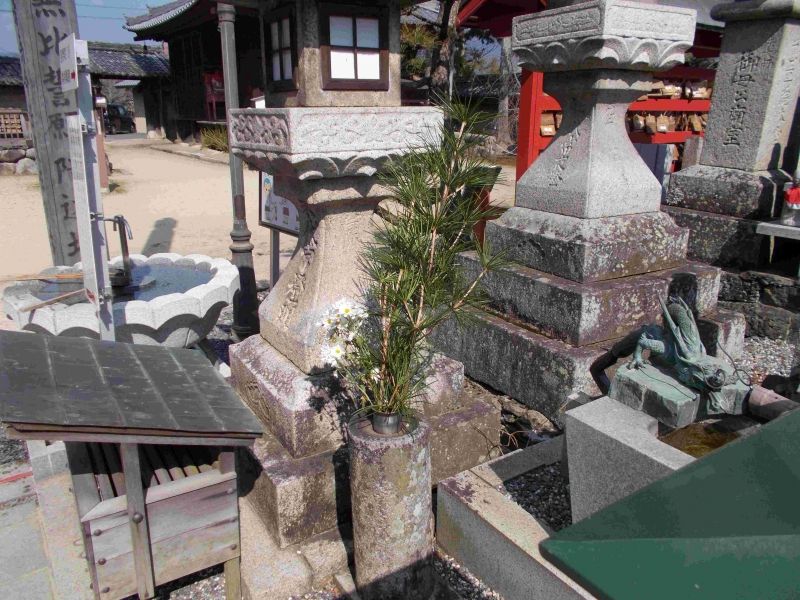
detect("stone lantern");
top-left (226, 2), bottom-right (500, 597)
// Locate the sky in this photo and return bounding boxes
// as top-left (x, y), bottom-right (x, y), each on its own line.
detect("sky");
top-left (0, 0), bottom-right (159, 54)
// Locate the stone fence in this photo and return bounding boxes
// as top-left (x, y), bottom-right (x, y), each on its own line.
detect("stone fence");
top-left (0, 142), bottom-right (37, 176)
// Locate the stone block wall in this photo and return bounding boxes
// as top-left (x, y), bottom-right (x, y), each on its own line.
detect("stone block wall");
top-left (0, 143), bottom-right (37, 175)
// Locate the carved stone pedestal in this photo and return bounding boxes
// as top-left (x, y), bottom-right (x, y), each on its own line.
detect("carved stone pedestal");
top-left (435, 1), bottom-right (746, 422)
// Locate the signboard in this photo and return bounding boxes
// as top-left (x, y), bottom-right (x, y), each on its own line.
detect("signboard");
top-left (259, 171), bottom-right (299, 236)
top-left (59, 34), bottom-right (82, 92)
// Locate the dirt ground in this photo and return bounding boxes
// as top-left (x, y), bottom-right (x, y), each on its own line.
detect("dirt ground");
top-left (0, 140), bottom-right (516, 281)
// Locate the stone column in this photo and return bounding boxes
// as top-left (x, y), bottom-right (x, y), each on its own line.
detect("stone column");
top-left (348, 417), bottom-right (434, 600)
top-left (665, 0), bottom-right (800, 260)
top-left (219, 2), bottom-right (259, 340)
top-left (433, 1), bottom-right (746, 421)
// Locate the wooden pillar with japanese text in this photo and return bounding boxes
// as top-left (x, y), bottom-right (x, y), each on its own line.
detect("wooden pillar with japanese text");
top-left (12, 0), bottom-right (81, 265)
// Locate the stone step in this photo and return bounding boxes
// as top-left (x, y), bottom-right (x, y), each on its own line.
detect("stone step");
top-left (665, 164), bottom-right (787, 219)
top-left (461, 253), bottom-right (721, 347)
top-left (432, 307), bottom-right (746, 426)
top-left (486, 208), bottom-right (688, 283)
top-left (664, 205), bottom-right (770, 270)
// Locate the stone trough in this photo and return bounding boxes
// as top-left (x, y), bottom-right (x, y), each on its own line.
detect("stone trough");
top-left (3, 253), bottom-right (239, 347)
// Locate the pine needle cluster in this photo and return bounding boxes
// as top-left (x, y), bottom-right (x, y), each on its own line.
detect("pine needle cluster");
top-left (333, 96), bottom-right (506, 417)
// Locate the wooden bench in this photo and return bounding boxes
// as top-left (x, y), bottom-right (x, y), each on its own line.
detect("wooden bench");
top-left (66, 442), bottom-right (241, 599)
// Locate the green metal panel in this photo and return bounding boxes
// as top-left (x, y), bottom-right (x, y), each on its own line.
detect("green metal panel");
top-left (541, 409), bottom-right (800, 600)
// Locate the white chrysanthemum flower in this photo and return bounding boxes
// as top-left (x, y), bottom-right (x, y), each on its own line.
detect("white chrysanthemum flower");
top-left (322, 344), bottom-right (346, 365)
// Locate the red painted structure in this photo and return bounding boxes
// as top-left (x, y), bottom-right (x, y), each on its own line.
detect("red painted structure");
top-left (457, 0), bottom-right (723, 179)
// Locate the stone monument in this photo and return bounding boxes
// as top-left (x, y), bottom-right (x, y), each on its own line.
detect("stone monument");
top-left (434, 0), bottom-right (746, 423)
top-left (664, 0), bottom-right (800, 345)
top-left (225, 1), bottom-right (501, 596)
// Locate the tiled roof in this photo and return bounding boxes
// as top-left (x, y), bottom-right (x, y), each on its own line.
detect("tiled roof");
top-left (125, 0), bottom-right (199, 32)
top-left (87, 42), bottom-right (170, 79)
top-left (0, 56), bottom-right (23, 87)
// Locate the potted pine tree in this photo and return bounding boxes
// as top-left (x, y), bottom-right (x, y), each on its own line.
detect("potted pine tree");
top-left (320, 97), bottom-right (504, 599)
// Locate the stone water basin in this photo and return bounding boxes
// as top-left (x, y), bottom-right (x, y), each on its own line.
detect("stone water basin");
top-left (3, 253), bottom-right (239, 347)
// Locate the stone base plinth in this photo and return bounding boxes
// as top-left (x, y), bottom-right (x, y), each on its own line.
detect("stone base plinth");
top-left (610, 364), bottom-right (700, 428)
top-left (664, 206), bottom-right (769, 269)
top-left (230, 335), bottom-right (348, 459)
top-left (666, 165), bottom-right (788, 219)
top-left (487, 208), bottom-right (688, 283)
top-left (433, 307), bottom-right (746, 425)
top-left (239, 498), bottom-right (350, 600)
top-left (238, 431), bottom-right (349, 549)
top-left (460, 253), bottom-right (722, 347)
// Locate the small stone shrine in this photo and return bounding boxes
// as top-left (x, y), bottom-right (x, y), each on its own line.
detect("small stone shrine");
top-left (434, 0), bottom-right (746, 423)
top-left (665, 0), bottom-right (800, 346)
top-left (225, 1), bottom-right (501, 595)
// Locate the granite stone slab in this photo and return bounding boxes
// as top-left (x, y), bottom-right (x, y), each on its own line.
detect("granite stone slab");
top-left (458, 251), bottom-right (668, 346)
top-left (664, 206), bottom-right (769, 269)
top-left (665, 165), bottom-right (788, 218)
top-left (486, 208), bottom-right (688, 282)
top-left (565, 397), bottom-right (695, 522)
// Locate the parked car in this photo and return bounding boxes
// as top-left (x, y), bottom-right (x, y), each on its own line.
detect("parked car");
top-left (104, 104), bottom-right (136, 134)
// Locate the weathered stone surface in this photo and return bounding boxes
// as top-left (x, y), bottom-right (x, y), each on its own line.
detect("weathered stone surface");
top-left (416, 354), bottom-right (465, 418)
top-left (610, 364), bottom-right (700, 428)
top-left (299, 527), bottom-right (351, 589)
top-left (239, 498), bottom-right (314, 600)
top-left (0, 148), bottom-right (25, 162)
top-left (229, 107), bottom-right (442, 181)
top-left (662, 262), bottom-right (721, 316)
top-left (515, 70), bottom-right (661, 218)
top-left (664, 206), bottom-right (768, 269)
top-left (238, 431), bottom-right (348, 548)
top-left (665, 165), bottom-right (788, 218)
top-left (229, 335), bottom-right (348, 459)
top-left (487, 208), bottom-right (688, 283)
top-left (14, 157), bottom-right (37, 175)
top-left (349, 417), bottom-right (434, 600)
top-left (437, 467), bottom-right (592, 600)
top-left (0, 163), bottom-right (16, 176)
top-left (513, 0), bottom-right (695, 73)
top-left (432, 309), bottom-right (602, 425)
top-left (429, 397), bottom-right (500, 483)
top-left (720, 300), bottom-right (800, 340)
top-left (754, 271), bottom-right (800, 310)
top-left (682, 135), bottom-right (704, 168)
top-left (699, 17), bottom-right (800, 172)
top-left (459, 250), bottom-right (668, 346)
top-left (720, 270), bottom-right (763, 303)
top-left (565, 397), bottom-right (694, 522)
top-left (697, 307), bottom-right (747, 360)
top-left (25, 147), bottom-right (36, 160)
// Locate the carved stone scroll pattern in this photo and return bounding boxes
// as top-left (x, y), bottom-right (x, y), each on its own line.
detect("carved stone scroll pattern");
top-left (605, 4), bottom-right (695, 41)
top-left (514, 36), bottom-right (690, 72)
top-left (230, 113), bottom-right (289, 149)
top-left (294, 113), bottom-right (434, 153)
top-left (514, 7), bottom-right (602, 44)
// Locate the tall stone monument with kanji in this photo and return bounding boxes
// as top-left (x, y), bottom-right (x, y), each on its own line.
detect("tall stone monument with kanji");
top-left (434, 0), bottom-right (746, 422)
top-left (665, 0), bottom-right (800, 346)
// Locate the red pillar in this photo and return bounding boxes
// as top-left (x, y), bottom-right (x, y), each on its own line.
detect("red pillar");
top-left (515, 69), bottom-right (544, 180)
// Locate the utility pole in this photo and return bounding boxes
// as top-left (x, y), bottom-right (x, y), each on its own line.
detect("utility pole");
top-left (12, 0), bottom-right (81, 265)
top-left (218, 2), bottom-right (259, 340)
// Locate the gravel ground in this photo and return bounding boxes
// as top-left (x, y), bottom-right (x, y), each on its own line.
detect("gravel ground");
top-left (0, 426), bottom-right (27, 476)
top-left (434, 550), bottom-right (503, 600)
top-left (504, 462), bottom-right (572, 532)
top-left (737, 337), bottom-right (797, 386)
